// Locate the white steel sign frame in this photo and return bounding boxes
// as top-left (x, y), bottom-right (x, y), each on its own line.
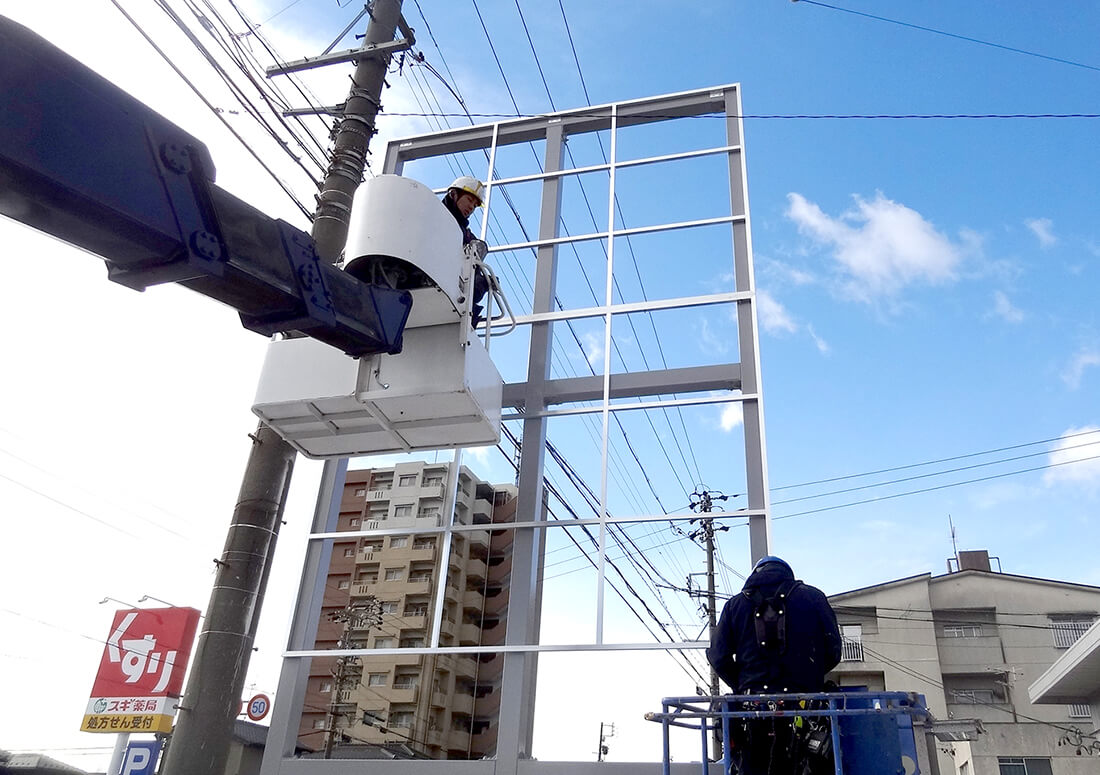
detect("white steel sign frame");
top-left (261, 83), bottom-right (771, 775)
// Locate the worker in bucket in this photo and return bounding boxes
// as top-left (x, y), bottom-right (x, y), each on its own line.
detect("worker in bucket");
top-left (707, 556), bottom-right (842, 774)
top-left (442, 176), bottom-right (493, 328)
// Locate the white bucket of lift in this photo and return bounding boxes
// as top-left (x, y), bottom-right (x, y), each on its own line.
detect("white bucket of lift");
top-left (344, 174), bottom-right (466, 328)
top-left (251, 175), bottom-right (503, 458)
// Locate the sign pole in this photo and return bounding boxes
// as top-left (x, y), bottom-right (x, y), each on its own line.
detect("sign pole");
top-left (107, 733), bottom-right (129, 775)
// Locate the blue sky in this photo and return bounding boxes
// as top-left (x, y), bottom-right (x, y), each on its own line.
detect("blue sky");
top-left (1, 0), bottom-right (1098, 767)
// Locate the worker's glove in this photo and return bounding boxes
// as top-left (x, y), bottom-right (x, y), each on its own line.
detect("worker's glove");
top-left (465, 239), bottom-right (489, 261)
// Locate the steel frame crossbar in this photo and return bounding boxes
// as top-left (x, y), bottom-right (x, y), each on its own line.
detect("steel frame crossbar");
top-left (648, 692), bottom-right (929, 775)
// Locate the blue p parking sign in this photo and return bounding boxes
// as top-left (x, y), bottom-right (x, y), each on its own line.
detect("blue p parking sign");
top-left (121, 740), bottom-right (162, 775)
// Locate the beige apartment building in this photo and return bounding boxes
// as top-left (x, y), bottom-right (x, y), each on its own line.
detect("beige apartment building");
top-left (828, 550), bottom-right (1100, 775)
top-left (298, 462), bottom-right (518, 760)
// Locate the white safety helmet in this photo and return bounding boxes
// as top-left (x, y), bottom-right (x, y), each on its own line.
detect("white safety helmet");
top-left (448, 175), bottom-right (485, 206)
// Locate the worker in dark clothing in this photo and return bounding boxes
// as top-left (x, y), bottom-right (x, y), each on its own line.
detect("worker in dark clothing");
top-left (442, 176), bottom-right (492, 327)
top-left (708, 556), bottom-right (842, 775)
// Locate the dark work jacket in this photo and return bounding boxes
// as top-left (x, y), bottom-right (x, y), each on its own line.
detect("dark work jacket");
top-left (707, 563), bottom-right (842, 693)
top-left (442, 193), bottom-right (477, 245)
top-left (442, 193), bottom-right (489, 323)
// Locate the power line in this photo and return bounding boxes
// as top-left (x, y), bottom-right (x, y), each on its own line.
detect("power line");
top-left (106, 0), bottom-right (313, 218)
top-left (772, 428), bottom-right (1100, 492)
top-left (774, 452), bottom-right (1100, 522)
top-left (795, 0), bottom-right (1100, 75)
top-left (380, 111), bottom-right (1100, 121)
top-left (413, 8), bottom-right (695, 515)
top-left (773, 438), bottom-right (1100, 507)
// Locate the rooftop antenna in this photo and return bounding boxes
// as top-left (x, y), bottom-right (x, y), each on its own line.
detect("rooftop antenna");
top-left (948, 515), bottom-right (959, 572)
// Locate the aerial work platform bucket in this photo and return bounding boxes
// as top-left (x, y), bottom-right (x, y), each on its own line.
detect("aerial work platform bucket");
top-left (647, 691), bottom-right (928, 775)
top-left (251, 175), bottom-right (506, 458)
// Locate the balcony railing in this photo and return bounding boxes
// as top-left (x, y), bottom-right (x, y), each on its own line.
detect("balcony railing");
top-left (840, 634), bottom-right (864, 662)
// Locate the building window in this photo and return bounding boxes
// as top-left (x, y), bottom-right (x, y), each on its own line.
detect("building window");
top-left (409, 571), bottom-right (432, 583)
top-left (389, 711), bottom-right (414, 728)
top-left (343, 547), bottom-right (355, 558)
top-left (398, 474), bottom-right (418, 487)
top-left (950, 689), bottom-right (996, 705)
top-left (380, 601), bottom-right (399, 614)
top-left (424, 476), bottom-right (444, 487)
top-left (354, 488), bottom-right (366, 497)
top-left (405, 603), bottom-right (429, 617)
top-left (413, 538), bottom-right (435, 550)
top-left (369, 507), bottom-right (387, 520)
top-left (997, 758), bottom-right (1052, 775)
top-left (401, 635), bottom-right (425, 648)
top-left (418, 507), bottom-right (440, 518)
top-left (943, 624), bottom-right (984, 638)
top-left (1069, 703), bottom-right (1092, 718)
top-left (349, 518), bottom-right (360, 527)
top-left (374, 637), bottom-right (395, 649)
top-left (840, 625), bottom-right (863, 662)
top-left (337, 579), bottom-right (350, 590)
top-left (384, 568), bottom-right (403, 581)
top-left (367, 673), bottom-right (387, 686)
top-left (319, 681), bottom-right (332, 693)
top-left (393, 674), bottom-right (419, 689)
top-left (1050, 618), bottom-right (1095, 648)
top-left (313, 718), bottom-right (326, 729)
top-left (390, 536), bottom-right (409, 548)
top-left (394, 504), bottom-right (413, 517)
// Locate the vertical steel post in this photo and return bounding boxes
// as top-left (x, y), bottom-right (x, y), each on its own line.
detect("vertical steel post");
top-left (724, 88), bottom-right (771, 563)
top-left (493, 122), bottom-right (565, 773)
top-left (161, 4), bottom-right (404, 774)
top-left (259, 460), bottom-right (347, 772)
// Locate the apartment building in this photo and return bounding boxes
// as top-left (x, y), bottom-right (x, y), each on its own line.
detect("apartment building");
top-left (297, 462), bottom-right (519, 760)
top-left (828, 550), bottom-right (1100, 775)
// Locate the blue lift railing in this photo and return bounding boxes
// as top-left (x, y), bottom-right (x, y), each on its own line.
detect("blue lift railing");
top-left (647, 691), bottom-right (929, 775)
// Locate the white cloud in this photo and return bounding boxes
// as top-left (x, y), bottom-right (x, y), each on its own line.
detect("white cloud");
top-left (1025, 217), bottom-right (1057, 249)
top-left (698, 317), bottom-right (730, 355)
top-left (806, 324), bottom-right (831, 355)
top-left (991, 290), bottom-right (1024, 323)
top-left (786, 191), bottom-right (963, 303)
top-left (756, 289), bottom-right (798, 334)
top-left (760, 258), bottom-right (815, 287)
top-left (719, 403), bottom-right (743, 432)
top-left (1062, 348), bottom-right (1100, 389)
top-left (1043, 426), bottom-right (1100, 490)
top-left (465, 446), bottom-right (492, 466)
top-left (580, 332), bottom-right (604, 366)
top-left (752, 289), bottom-right (828, 353)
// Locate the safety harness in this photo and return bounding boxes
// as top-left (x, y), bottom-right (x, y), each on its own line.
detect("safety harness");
top-left (744, 579), bottom-right (802, 654)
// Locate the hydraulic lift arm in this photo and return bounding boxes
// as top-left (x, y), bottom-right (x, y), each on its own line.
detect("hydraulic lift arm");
top-left (0, 15), bottom-right (411, 358)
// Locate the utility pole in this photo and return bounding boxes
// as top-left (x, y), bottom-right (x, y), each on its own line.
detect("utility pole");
top-left (596, 721), bottom-right (614, 762)
top-left (689, 487), bottom-right (729, 762)
top-left (323, 599), bottom-right (382, 758)
top-left (160, 4), bottom-right (409, 774)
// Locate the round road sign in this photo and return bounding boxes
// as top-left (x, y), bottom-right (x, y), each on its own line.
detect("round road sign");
top-left (246, 693), bottom-right (271, 722)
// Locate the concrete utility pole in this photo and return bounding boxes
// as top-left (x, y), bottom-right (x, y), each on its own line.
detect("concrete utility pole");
top-left (160, 4), bottom-right (406, 774)
top-left (689, 488), bottom-right (729, 761)
top-left (322, 599), bottom-right (382, 758)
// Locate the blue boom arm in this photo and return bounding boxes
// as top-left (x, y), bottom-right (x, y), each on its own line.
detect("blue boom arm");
top-left (0, 15), bottom-right (411, 357)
